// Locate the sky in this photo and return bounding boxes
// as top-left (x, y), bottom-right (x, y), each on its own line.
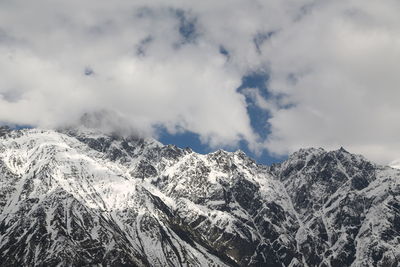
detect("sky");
top-left (1, 0), bottom-right (400, 166)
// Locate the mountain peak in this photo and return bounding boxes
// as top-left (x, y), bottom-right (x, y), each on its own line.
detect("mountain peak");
top-left (0, 129), bottom-right (399, 266)
top-left (289, 147), bottom-right (325, 159)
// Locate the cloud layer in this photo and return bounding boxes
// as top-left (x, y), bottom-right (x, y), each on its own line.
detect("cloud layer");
top-left (1, 0), bottom-right (400, 165)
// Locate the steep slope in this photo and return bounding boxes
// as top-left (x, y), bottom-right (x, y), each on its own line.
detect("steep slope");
top-left (272, 148), bottom-right (400, 266)
top-left (0, 128), bottom-right (225, 266)
top-left (0, 127), bottom-right (399, 266)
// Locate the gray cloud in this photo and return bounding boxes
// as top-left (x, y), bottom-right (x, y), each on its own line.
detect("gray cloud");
top-left (0, 0), bottom-right (260, 148)
top-left (0, 0), bottom-right (399, 165)
top-left (260, 0), bottom-right (400, 164)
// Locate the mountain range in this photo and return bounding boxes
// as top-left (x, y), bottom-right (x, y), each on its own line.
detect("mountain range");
top-left (0, 126), bottom-right (399, 266)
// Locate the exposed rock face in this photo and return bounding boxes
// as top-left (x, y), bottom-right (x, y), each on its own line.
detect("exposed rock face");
top-left (0, 128), bottom-right (399, 266)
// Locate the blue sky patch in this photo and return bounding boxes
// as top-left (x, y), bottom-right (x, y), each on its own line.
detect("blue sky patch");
top-left (237, 72), bottom-right (271, 139)
top-left (157, 72), bottom-right (286, 165)
top-left (174, 9), bottom-right (198, 45)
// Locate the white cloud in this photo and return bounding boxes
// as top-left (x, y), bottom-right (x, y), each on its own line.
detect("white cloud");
top-left (260, 0), bottom-right (400, 164)
top-left (1, 0), bottom-right (400, 165)
top-left (0, 0), bottom-right (260, 148)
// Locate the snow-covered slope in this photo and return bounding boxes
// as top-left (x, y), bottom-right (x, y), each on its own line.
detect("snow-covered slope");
top-left (0, 127), bottom-right (399, 266)
top-left (390, 159), bottom-right (400, 170)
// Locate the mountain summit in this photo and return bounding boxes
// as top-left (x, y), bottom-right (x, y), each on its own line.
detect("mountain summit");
top-left (0, 128), bottom-right (399, 266)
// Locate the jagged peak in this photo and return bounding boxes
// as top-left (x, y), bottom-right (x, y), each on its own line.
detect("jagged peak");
top-left (287, 147), bottom-right (325, 160)
top-left (0, 126), bottom-right (399, 266)
top-left (0, 126), bottom-right (375, 171)
top-left (234, 149), bottom-right (246, 156)
top-left (59, 125), bottom-right (162, 148)
top-left (329, 147), bottom-right (371, 165)
top-left (213, 148), bottom-right (229, 154)
top-left (208, 148), bottom-right (249, 162)
top-left (287, 146), bottom-right (367, 163)
top-left (60, 125), bottom-right (111, 139)
top-left (276, 146), bottom-right (375, 179)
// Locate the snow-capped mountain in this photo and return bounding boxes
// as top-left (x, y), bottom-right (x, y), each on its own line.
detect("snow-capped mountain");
top-left (0, 126), bottom-right (399, 267)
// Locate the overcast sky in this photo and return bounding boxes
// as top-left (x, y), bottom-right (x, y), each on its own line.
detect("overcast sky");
top-left (1, 0), bottom-right (400, 166)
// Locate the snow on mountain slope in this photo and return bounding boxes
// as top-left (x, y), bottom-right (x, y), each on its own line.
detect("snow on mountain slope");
top-left (0, 128), bottom-right (225, 266)
top-left (272, 147), bottom-right (400, 267)
top-left (0, 126), bottom-right (399, 266)
top-left (390, 159), bottom-right (400, 170)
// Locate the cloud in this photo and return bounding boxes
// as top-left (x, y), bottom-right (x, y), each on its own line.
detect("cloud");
top-left (0, 0), bottom-right (400, 165)
top-left (0, 0), bottom-right (261, 148)
top-left (259, 0), bottom-right (400, 164)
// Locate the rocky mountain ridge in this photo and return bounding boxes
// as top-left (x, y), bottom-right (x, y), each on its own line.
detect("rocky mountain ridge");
top-left (0, 126), bottom-right (399, 266)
